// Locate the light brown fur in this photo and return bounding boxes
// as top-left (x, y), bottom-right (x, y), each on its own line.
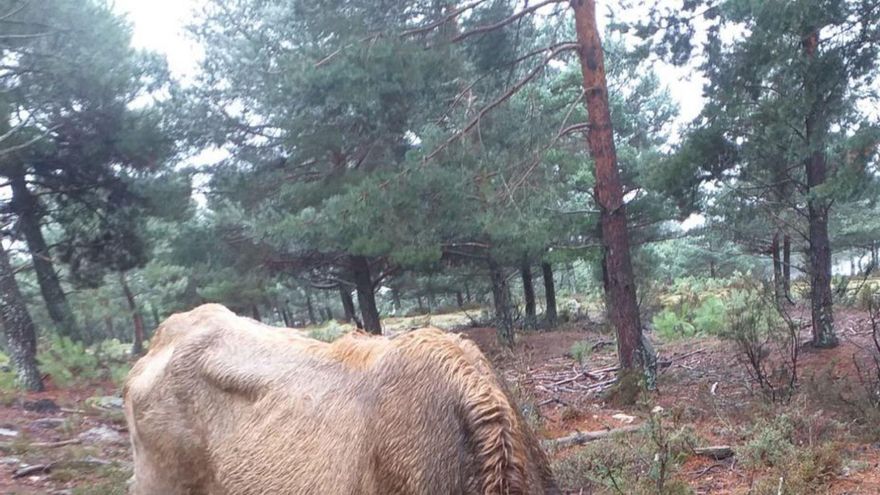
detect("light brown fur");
top-left (124, 304), bottom-right (558, 495)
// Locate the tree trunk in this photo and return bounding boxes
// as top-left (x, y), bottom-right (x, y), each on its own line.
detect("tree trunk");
top-left (456, 291), bottom-right (464, 308)
top-left (305, 290), bottom-right (316, 325)
top-left (119, 272), bottom-right (145, 356)
top-left (280, 305), bottom-right (292, 327)
top-left (339, 286), bottom-right (360, 327)
top-left (427, 284), bottom-right (436, 312)
top-left (465, 282), bottom-right (472, 303)
top-left (250, 304), bottom-right (261, 322)
top-left (783, 234), bottom-right (792, 300)
top-left (10, 172), bottom-right (80, 341)
top-left (151, 303), bottom-right (161, 329)
top-left (392, 289), bottom-right (402, 312)
top-left (542, 262), bottom-right (558, 327)
top-left (0, 242), bottom-right (43, 391)
top-left (772, 231), bottom-right (784, 304)
top-left (351, 255), bottom-right (381, 334)
top-left (572, 0), bottom-right (647, 372)
top-left (488, 258), bottom-right (515, 347)
top-left (872, 241), bottom-right (878, 272)
top-left (803, 28), bottom-right (837, 349)
top-left (521, 262), bottom-right (536, 328)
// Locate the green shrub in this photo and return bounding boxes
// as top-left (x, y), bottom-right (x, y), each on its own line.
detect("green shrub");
top-left (747, 441), bottom-right (841, 494)
top-left (855, 283), bottom-right (879, 311)
top-left (551, 421), bottom-right (695, 495)
top-left (652, 275), bottom-right (731, 341)
top-left (738, 415), bottom-right (795, 469)
top-left (692, 296), bottom-right (726, 334)
top-left (569, 340), bottom-right (592, 365)
top-left (38, 336), bottom-right (133, 388)
top-left (653, 308), bottom-right (697, 340)
top-left (307, 321), bottom-right (346, 342)
top-left (718, 285), bottom-right (799, 401)
top-left (40, 336), bottom-right (103, 387)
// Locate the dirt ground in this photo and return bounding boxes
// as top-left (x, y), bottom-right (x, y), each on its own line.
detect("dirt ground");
top-left (2, 308), bottom-right (880, 494)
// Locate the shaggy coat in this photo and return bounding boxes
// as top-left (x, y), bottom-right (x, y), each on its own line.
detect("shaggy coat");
top-left (124, 304), bottom-right (559, 494)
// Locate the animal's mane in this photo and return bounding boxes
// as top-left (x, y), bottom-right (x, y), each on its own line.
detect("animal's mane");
top-left (393, 329), bottom-right (528, 495)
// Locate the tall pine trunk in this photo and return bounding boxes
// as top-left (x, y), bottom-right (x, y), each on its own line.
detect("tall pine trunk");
top-left (150, 303), bottom-right (161, 329)
top-left (542, 262), bottom-right (558, 327)
top-left (392, 289), bottom-right (402, 312)
top-left (521, 262), bottom-right (536, 328)
top-left (803, 29), bottom-right (837, 348)
top-left (119, 272), bottom-right (145, 356)
top-left (251, 304), bottom-right (261, 322)
top-left (280, 305), bottom-right (292, 327)
top-left (339, 286), bottom-right (360, 327)
top-left (350, 255), bottom-right (381, 334)
top-left (783, 234), bottom-right (792, 300)
top-left (572, 0), bottom-right (647, 372)
top-left (871, 241), bottom-right (878, 271)
top-left (10, 173), bottom-right (81, 341)
top-left (0, 242), bottom-right (43, 391)
top-left (772, 232), bottom-right (784, 304)
top-left (305, 289), bottom-right (316, 325)
top-left (488, 258), bottom-right (514, 346)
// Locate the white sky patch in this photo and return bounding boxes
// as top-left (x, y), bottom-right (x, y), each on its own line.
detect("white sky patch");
top-left (680, 213), bottom-right (706, 232)
top-left (112, 0), bottom-right (708, 127)
top-left (114, 0), bottom-right (204, 83)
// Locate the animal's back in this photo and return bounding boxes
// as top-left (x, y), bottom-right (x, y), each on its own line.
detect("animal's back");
top-left (125, 304), bottom-right (377, 493)
top-left (125, 304), bottom-right (558, 494)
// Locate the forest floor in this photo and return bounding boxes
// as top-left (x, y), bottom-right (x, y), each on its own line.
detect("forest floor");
top-left (1, 307), bottom-right (880, 494)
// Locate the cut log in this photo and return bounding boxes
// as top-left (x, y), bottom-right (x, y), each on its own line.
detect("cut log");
top-left (544, 424), bottom-right (642, 449)
top-left (694, 445), bottom-right (734, 460)
top-left (0, 438), bottom-right (81, 451)
top-left (13, 463), bottom-right (53, 478)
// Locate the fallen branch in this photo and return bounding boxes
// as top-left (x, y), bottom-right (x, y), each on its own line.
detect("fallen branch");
top-left (687, 462), bottom-right (726, 478)
top-left (0, 438), bottom-right (81, 450)
top-left (551, 372), bottom-right (587, 387)
top-left (13, 463), bottom-right (53, 478)
top-left (591, 340), bottom-right (615, 351)
top-left (545, 424), bottom-right (642, 449)
top-left (583, 377), bottom-right (618, 391)
top-left (693, 445), bottom-right (734, 460)
top-left (669, 348), bottom-right (707, 362)
top-left (536, 397), bottom-right (570, 407)
top-left (60, 407), bottom-right (87, 415)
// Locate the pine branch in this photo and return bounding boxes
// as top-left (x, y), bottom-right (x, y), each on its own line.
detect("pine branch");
top-left (505, 88), bottom-right (589, 200)
top-left (423, 42), bottom-right (579, 163)
top-left (399, 0), bottom-right (491, 38)
top-left (450, 0), bottom-right (569, 43)
top-left (0, 125), bottom-right (59, 157)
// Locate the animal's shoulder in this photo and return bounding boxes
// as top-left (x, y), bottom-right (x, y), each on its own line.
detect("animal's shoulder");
top-left (126, 304), bottom-right (319, 402)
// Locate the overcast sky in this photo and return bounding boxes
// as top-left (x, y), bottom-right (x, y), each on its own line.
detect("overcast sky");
top-left (112, 0), bottom-right (707, 127)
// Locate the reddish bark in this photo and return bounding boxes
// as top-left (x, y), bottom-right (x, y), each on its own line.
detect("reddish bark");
top-left (572, 0), bottom-right (645, 370)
